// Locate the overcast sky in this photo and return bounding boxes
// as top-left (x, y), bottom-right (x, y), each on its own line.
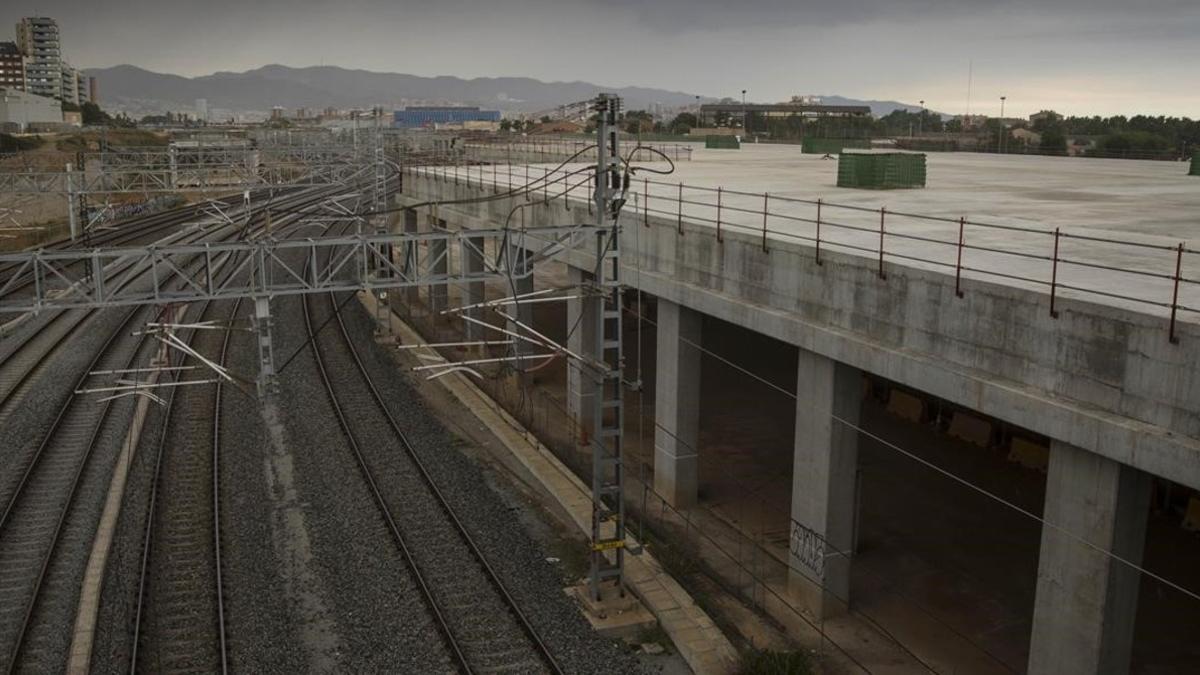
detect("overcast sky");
top-left (3, 0), bottom-right (1199, 117)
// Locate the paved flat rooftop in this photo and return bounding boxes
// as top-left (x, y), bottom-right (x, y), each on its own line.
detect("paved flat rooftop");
top-left (663, 144), bottom-right (1198, 239)
top-left (530, 144), bottom-right (1199, 321)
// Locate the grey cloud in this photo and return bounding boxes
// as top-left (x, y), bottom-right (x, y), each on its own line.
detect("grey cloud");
top-left (594, 0), bottom-right (1197, 31)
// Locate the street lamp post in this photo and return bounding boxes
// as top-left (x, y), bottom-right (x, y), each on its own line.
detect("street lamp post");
top-left (741, 89), bottom-right (747, 134)
top-left (918, 100), bottom-right (925, 136)
top-left (695, 95), bottom-right (702, 128)
top-left (999, 95), bottom-right (1007, 153)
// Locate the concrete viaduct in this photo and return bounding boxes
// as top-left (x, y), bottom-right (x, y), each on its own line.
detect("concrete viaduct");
top-left (396, 168), bottom-right (1199, 675)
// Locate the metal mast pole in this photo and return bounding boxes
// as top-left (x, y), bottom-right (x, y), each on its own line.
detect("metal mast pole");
top-left (588, 93), bottom-right (627, 600)
top-left (372, 133), bottom-right (392, 333)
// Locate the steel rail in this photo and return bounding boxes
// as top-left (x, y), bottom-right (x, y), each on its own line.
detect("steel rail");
top-left (0, 302), bottom-right (150, 673)
top-left (0, 187), bottom-right (330, 673)
top-left (311, 287), bottom-right (563, 674)
top-left (128, 295), bottom-right (237, 675)
top-left (124, 188), bottom-right (339, 673)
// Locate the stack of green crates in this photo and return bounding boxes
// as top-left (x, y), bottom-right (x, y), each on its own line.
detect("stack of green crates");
top-left (837, 151), bottom-right (927, 189)
top-left (1190, 154), bottom-right (1199, 176)
top-left (802, 137), bottom-right (871, 155)
top-left (705, 135), bottom-right (741, 149)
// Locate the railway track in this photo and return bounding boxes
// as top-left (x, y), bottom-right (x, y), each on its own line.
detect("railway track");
top-left (0, 300), bottom-right (155, 672)
top-left (0, 186), bottom-right (332, 672)
top-left (120, 183), bottom-right (357, 672)
top-left (302, 286), bottom-right (562, 674)
top-left (129, 295), bottom-right (241, 674)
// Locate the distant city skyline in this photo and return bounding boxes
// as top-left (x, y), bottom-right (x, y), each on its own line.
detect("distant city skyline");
top-left (3, 1), bottom-right (1199, 118)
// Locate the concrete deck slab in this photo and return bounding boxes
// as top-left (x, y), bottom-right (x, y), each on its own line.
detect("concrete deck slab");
top-left (449, 145), bottom-right (1200, 319)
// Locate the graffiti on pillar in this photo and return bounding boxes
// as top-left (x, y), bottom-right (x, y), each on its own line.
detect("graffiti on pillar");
top-left (789, 520), bottom-right (825, 580)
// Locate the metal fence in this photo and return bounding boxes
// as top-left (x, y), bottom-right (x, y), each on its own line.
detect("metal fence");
top-left (462, 139), bottom-right (694, 164)
top-left (406, 163), bottom-right (1199, 342)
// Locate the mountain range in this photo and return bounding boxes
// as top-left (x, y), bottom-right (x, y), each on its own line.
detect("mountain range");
top-left (82, 64), bottom-right (923, 119)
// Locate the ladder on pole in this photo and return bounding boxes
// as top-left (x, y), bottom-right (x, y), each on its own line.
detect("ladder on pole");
top-left (589, 93), bottom-right (626, 600)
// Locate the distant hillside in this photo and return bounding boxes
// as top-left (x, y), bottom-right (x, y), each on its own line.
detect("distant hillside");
top-left (82, 64), bottom-right (932, 120)
top-left (82, 64), bottom-right (708, 116)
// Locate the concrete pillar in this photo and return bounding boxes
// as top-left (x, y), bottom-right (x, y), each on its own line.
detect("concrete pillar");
top-left (1028, 442), bottom-right (1151, 675)
top-left (567, 266), bottom-right (597, 444)
top-left (460, 233), bottom-right (486, 340)
top-left (428, 217), bottom-right (449, 313)
top-left (788, 348), bottom-right (860, 620)
top-left (653, 299), bottom-right (701, 509)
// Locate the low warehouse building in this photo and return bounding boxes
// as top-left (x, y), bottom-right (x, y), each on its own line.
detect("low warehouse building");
top-left (0, 88), bottom-right (62, 132)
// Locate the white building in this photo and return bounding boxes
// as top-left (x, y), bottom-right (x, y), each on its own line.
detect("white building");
top-left (0, 88), bottom-right (62, 132)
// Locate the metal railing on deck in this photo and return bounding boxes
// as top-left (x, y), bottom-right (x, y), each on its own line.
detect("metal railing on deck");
top-left (461, 139), bottom-right (693, 164)
top-left (405, 163), bottom-right (1199, 342)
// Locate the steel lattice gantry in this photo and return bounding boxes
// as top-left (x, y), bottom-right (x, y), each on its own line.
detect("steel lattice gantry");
top-left (0, 227), bottom-right (603, 313)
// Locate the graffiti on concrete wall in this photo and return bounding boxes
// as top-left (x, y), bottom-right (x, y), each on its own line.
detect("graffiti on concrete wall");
top-left (789, 519), bottom-right (825, 580)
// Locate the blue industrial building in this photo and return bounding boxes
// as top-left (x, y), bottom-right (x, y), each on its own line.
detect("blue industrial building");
top-left (393, 106), bottom-right (501, 128)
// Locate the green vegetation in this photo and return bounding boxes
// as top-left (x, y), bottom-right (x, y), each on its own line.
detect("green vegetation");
top-left (500, 118), bottom-right (537, 133)
top-left (545, 535), bottom-right (591, 581)
top-left (1030, 111), bottom-right (1197, 158)
top-left (667, 112), bottom-right (697, 135)
top-left (738, 648), bottom-right (814, 675)
top-left (0, 133), bottom-right (45, 153)
top-left (1039, 128), bottom-right (1068, 155)
top-left (55, 129), bottom-right (168, 152)
top-left (634, 623), bottom-right (674, 653)
top-left (622, 110), bottom-right (655, 134)
top-left (81, 101), bottom-right (132, 127)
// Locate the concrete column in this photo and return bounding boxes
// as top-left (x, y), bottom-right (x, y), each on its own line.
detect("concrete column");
top-left (460, 233), bottom-right (486, 340)
top-left (1028, 442), bottom-right (1150, 675)
top-left (653, 299), bottom-right (701, 509)
top-left (566, 266), bottom-right (597, 444)
top-left (788, 348), bottom-right (860, 620)
top-left (428, 217), bottom-right (449, 313)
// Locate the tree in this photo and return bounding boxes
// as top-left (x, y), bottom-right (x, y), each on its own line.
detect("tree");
top-left (1093, 131), bottom-right (1170, 158)
top-left (1040, 128), bottom-right (1067, 155)
top-left (622, 110), bottom-right (654, 135)
top-left (540, 115), bottom-right (552, 124)
top-left (80, 101), bottom-right (111, 126)
top-left (668, 112), bottom-right (697, 135)
top-left (500, 119), bottom-right (513, 132)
